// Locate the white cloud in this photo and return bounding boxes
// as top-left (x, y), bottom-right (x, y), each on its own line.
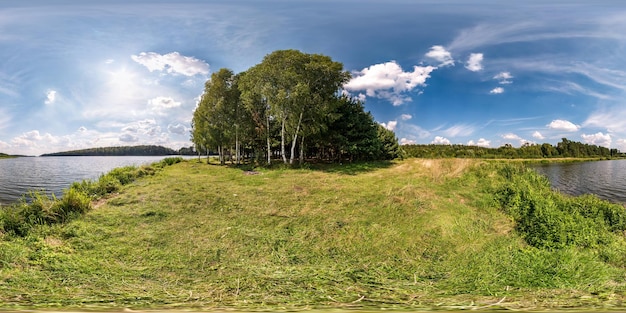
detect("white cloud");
top-left (581, 132), bottom-right (612, 148)
top-left (467, 138), bottom-right (491, 147)
top-left (131, 52), bottom-right (210, 76)
top-left (168, 123), bottom-right (187, 135)
top-left (400, 114), bottom-right (412, 120)
top-left (493, 72), bottom-right (513, 84)
top-left (425, 45), bottom-right (454, 67)
top-left (584, 110), bottom-right (626, 133)
top-left (400, 123), bottom-right (431, 139)
top-left (502, 133), bottom-right (522, 141)
top-left (119, 133), bottom-right (139, 142)
top-left (148, 96), bottom-right (182, 115)
top-left (532, 131), bottom-right (545, 140)
top-left (344, 61), bottom-right (436, 105)
top-left (431, 136), bottom-right (451, 145)
top-left (45, 90), bottom-right (57, 105)
top-left (442, 124), bottom-right (475, 137)
top-left (616, 139), bottom-right (626, 152)
top-left (490, 87), bottom-right (504, 94)
top-left (380, 120), bottom-right (398, 131)
top-left (547, 119), bottom-right (580, 132)
top-left (400, 138), bottom-right (416, 145)
top-left (465, 53), bottom-right (483, 72)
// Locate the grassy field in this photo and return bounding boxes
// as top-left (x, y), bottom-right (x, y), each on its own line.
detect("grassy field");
top-left (1, 158), bottom-right (626, 310)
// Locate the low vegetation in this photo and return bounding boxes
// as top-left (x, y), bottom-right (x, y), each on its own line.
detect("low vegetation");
top-left (1, 158), bottom-right (626, 310)
top-left (0, 157), bottom-right (184, 236)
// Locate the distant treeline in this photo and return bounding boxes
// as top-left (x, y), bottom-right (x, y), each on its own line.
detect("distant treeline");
top-left (41, 145), bottom-right (195, 157)
top-left (402, 138), bottom-right (622, 159)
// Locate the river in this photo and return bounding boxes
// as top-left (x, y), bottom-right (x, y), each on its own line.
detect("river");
top-left (0, 156), bottom-right (187, 205)
top-left (532, 159), bottom-right (626, 204)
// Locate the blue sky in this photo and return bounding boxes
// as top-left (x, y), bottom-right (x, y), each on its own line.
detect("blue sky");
top-left (1, 0), bottom-right (626, 155)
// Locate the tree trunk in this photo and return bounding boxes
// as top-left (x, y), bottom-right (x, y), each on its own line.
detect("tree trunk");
top-left (289, 111), bottom-right (304, 165)
top-left (299, 136), bottom-right (305, 165)
top-left (235, 124), bottom-right (240, 165)
top-left (266, 114), bottom-right (271, 165)
top-left (281, 119), bottom-right (288, 164)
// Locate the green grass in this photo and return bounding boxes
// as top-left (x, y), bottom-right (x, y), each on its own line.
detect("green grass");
top-left (1, 158), bottom-right (626, 310)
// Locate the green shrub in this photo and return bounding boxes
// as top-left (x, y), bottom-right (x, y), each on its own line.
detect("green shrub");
top-left (54, 188), bottom-right (91, 221)
top-left (491, 163), bottom-right (626, 250)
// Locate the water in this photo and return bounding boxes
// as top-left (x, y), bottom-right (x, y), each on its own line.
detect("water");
top-left (0, 156), bottom-right (180, 205)
top-left (532, 159), bottom-right (626, 204)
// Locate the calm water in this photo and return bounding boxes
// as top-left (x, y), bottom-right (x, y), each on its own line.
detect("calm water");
top-left (0, 156), bottom-right (180, 205)
top-left (532, 160), bottom-right (626, 204)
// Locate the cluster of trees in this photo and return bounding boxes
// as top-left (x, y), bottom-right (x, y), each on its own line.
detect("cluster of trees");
top-left (191, 49), bottom-right (400, 165)
top-left (42, 145), bottom-right (182, 157)
top-left (403, 138), bottom-right (621, 159)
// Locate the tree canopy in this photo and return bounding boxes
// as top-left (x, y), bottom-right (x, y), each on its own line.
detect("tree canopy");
top-left (191, 49), bottom-right (398, 164)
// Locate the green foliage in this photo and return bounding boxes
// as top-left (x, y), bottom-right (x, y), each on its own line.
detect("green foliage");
top-left (403, 137), bottom-right (622, 159)
top-left (41, 145), bottom-right (178, 156)
top-left (193, 50), bottom-right (397, 165)
top-left (487, 163), bottom-right (626, 251)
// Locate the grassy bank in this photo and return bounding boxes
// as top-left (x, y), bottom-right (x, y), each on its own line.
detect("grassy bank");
top-left (1, 158), bottom-right (626, 310)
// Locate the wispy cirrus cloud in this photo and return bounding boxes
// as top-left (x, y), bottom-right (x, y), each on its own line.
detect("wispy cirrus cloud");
top-left (441, 124), bottom-right (476, 137)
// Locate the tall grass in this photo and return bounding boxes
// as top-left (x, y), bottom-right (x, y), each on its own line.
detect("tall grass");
top-left (1, 158), bottom-right (626, 309)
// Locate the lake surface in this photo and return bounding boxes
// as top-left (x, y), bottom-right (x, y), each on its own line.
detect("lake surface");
top-left (532, 159), bottom-right (626, 204)
top-left (0, 156), bottom-right (183, 205)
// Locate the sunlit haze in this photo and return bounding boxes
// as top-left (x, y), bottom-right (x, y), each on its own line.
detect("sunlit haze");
top-left (1, 0), bottom-right (626, 155)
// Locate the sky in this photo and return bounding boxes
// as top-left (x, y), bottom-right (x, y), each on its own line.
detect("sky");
top-left (1, 0), bottom-right (626, 155)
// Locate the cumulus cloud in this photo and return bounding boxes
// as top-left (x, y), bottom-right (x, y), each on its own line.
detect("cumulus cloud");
top-left (45, 90), bottom-right (57, 105)
top-left (380, 120), bottom-right (398, 131)
top-left (547, 119), bottom-right (580, 132)
top-left (581, 132), bottom-right (611, 147)
top-left (400, 138), bottom-right (416, 145)
top-left (148, 96), bottom-right (182, 115)
top-left (502, 133), bottom-right (522, 141)
top-left (168, 123), bottom-right (187, 135)
top-left (400, 114), bottom-right (412, 120)
top-left (344, 61), bottom-right (436, 105)
top-left (131, 52), bottom-right (210, 76)
top-left (425, 45), bottom-right (454, 67)
top-left (465, 53), bottom-right (483, 72)
top-left (490, 87), bottom-right (504, 94)
top-left (532, 131), bottom-right (545, 140)
top-left (494, 72), bottom-right (513, 84)
top-left (467, 138), bottom-right (491, 147)
top-left (119, 133), bottom-right (139, 142)
top-left (616, 139), bottom-right (626, 152)
top-left (149, 96), bottom-right (181, 109)
top-left (431, 136), bottom-right (451, 145)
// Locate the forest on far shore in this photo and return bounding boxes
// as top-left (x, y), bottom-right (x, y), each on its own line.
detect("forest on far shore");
top-left (40, 145), bottom-right (193, 157)
top-left (403, 137), bottom-right (622, 159)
